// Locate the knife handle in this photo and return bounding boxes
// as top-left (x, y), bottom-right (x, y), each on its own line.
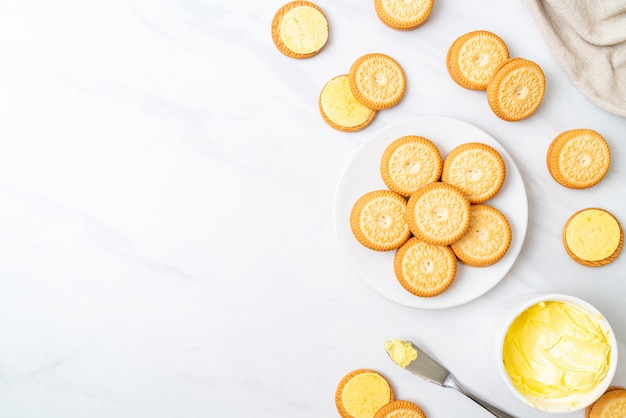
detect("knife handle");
top-left (443, 374), bottom-right (517, 418)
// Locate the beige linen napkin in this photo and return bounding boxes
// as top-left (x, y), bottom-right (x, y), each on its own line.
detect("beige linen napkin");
top-left (524, 0), bottom-right (626, 118)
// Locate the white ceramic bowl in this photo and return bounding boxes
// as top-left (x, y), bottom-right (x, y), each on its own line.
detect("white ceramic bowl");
top-left (497, 293), bottom-right (618, 414)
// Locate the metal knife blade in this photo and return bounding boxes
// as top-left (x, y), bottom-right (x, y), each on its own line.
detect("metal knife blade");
top-left (387, 341), bottom-right (450, 385)
top-left (385, 340), bottom-right (517, 418)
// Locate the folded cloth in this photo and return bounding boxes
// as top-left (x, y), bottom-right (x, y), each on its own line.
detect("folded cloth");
top-left (524, 0), bottom-right (626, 118)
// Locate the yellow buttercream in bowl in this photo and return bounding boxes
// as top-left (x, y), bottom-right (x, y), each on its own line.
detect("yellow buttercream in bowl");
top-left (499, 294), bottom-right (617, 413)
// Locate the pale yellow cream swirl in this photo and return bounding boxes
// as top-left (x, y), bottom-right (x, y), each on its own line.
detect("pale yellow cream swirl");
top-left (503, 301), bottom-right (611, 400)
top-left (384, 339), bottom-right (417, 368)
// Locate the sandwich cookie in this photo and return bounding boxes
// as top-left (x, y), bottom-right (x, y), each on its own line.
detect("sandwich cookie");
top-left (271, 1), bottom-right (329, 59)
top-left (447, 30), bottom-right (509, 90)
top-left (547, 129), bottom-right (610, 189)
top-left (350, 190), bottom-right (411, 251)
top-left (374, 0), bottom-right (434, 30)
top-left (563, 208), bottom-right (623, 267)
top-left (487, 57), bottom-right (545, 121)
top-left (380, 135), bottom-right (442, 197)
top-left (441, 142), bottom-right (506, 204)
top-left (349, 53), bottom-right (406, 110)
top-left (320, 75), bottom-right (377, 132)
top-left (336, 369), bottom-right (394, 418)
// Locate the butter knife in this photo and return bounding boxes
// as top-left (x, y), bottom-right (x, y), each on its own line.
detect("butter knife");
top-left (385, 340), bottom-right (516, 418)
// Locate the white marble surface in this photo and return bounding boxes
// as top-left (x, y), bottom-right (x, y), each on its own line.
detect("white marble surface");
top-left (0, 1), bottom-right (624, 417)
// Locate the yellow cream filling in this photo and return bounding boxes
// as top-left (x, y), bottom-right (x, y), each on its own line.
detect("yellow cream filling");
top-left (503, 301), bottom-right (611, 400)
top-left (280, 6), bottom-right (328, 54)
top-left (321, 76), bottom-right (373, 127)
top-left (341, 372), bottom-right (390, 418)
top-left (384, 339), bottom-right (417, 368)
top-left (566, 209), bottom-right (620, 261)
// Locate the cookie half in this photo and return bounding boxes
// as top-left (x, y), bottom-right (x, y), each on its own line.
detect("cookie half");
top-left (374, 400), bottom-right (427, 418)
top-left (320, 75), bottom-right (377, 132)
top-left (350, 190), bottom-right (411, 251)
top-left (380, 135), bottom-right (442, 197)
top-left (486, 58), bottom-right (546, 121)
top-left (349, 53), bottom-right (406, 110)
top-left (406, 182), bottom-right (471, 245)
top-left (271, 1), bottom-right (329, 59)
top-left (587, 387), bottom-right (626, 418)
top-left (335, 369), bottom-right (394, 418)
top-left (442, 142), bottom-right (506, 204)
top-left (547, 129), bottom-right (610, 189)
top-left (374, 0), bottom-right (434, 31)
top-left (446, 30), bottom-right (509, 90)
top-left (563, 208), bottom-right (623, 267)
top-left (394, 237), bottom-right (457, 297)
top-left (451, 204), bottom-right (511, 267)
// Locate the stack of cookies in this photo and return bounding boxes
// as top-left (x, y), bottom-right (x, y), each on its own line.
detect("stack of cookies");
top-left (320, 53), bottom-right (407, 132)
top-left (446, 30), bottom-right (546, 122)
top-left (350, 135), bottom-right (512, 298)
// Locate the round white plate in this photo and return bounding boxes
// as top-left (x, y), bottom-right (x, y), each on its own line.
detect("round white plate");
top-left (334, 116), bottom-right (528, 309)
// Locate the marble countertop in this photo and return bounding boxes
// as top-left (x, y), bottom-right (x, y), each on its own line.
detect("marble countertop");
top-left (1, 1), bottom-right (624, 417)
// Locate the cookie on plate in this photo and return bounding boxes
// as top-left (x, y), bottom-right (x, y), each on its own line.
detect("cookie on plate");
top-left (374, 0), bottom-right (434, 31)
top-left (451, 204), bottom-right (511, 267)
top-left (380, 135), bottom-right (442, 197)
top-left (349, 53), bottom-right (406, 110)
top-left (271, 1), bottom-right (329, 59)
top-left (441, 142), bottom-right (506, 204)
top-left (547, 129), bottom-right (610, 189)
top-left (486, 58), bottom-right (546, 121)
top-left (374, 400), bottom-right (427, 418)
top-left (406, 182), bottom-right (471, 245)
top-left (394, 237), bottom-right (457, 297)
top-left (563, 208), bottom-right (623, 267)
top-left (336, 369), bottom-right (394, 418)
top-left (586, 387), bottom-right (626, 418)
top-left (350, 190), bottom-right (411, 251)
top-left (319, 75), bottom-right (377, 132)
top-left (446, 30), bottom-right (509, 90)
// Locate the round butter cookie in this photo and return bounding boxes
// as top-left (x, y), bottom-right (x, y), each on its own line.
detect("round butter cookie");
top-left (441, 142), bottom-right (506, 204)
top-left (380, 135), bottom-right (442, 197)
top-left (374, 0), bottom-right (434, 31)
top-left (350, 190), bottom-right (411, 251)
top-left (563, 208), bottom-right (623, 267)
top-left (374, 400), bottom-right (427, 418)
top-left (406, 182), bottom-right (471, 246)
top-left (486, 57), bottom-right (545, 121)
top-left (271, 1), bottom-right (329, 59)
top-left (547, 129), bottom-right (610, 189)
top-left (394, 237), bottom-right (457, 298)
top-left (586, 387), bottom-right (626, 418)
top-left (349, 53), bottom-right (406, 110)
top-left (320, 75), bottom-right (377, 132)
top-left (446, 30), bottom-right (509, 90)
top-left (451, 204), bottom-right (511, 267)
top-left (336, 369), bottom-right (394, 418)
